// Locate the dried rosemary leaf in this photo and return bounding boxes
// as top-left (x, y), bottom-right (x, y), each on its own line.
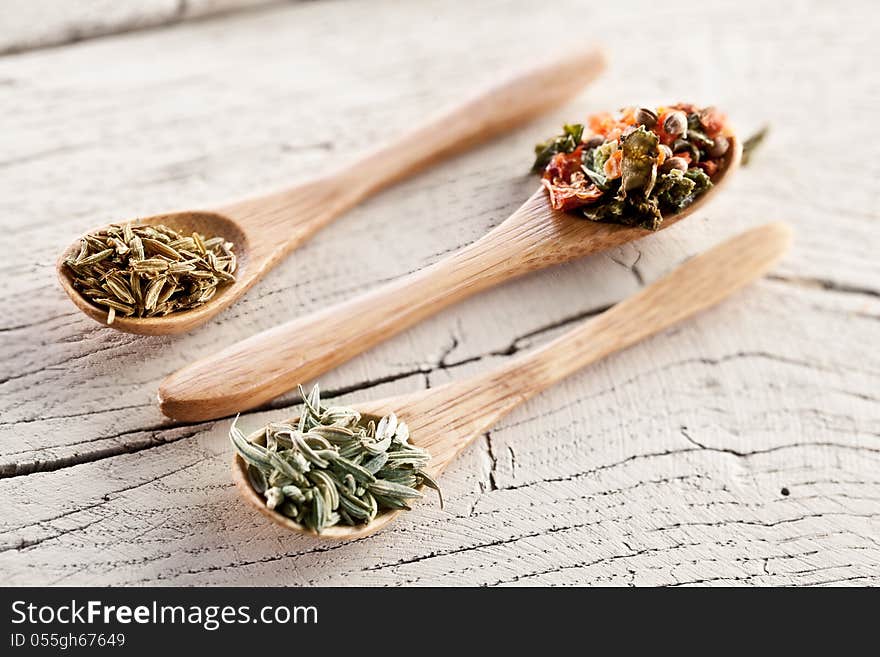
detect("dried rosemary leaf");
top-left (231, 385), bottom-right (441, 534)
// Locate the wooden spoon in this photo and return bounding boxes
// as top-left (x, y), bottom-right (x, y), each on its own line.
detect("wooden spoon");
top-left (161, 135), bottom-right (742, 421)
top-left (56, 47), bottom-right (607, 335)
top-left (232, 222), bottom-right (792, 539)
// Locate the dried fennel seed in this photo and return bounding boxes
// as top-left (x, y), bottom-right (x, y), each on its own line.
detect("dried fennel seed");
top-left (230, 385), bottom-right (441, 533)
top-left (63, 223), bottom-right (236, 324)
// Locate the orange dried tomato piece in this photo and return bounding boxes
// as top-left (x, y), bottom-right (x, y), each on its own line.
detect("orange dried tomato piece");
top-left (654, 111), bottom-right (678, 146)
top-left (541, 178), bottom-right (603, 211)
top-left (587, 112), bottom-right (618, 139)
top-left (543, 149), bottom-right (583, 183)
top-left (603, 150), bottom-right (623, 179)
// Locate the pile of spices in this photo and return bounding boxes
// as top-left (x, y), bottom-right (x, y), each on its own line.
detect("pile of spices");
top-left (230, 385), bottom-right (441, 533)
top-left (63, 223), bottom-right (236, 324)
top-left (532, 103), bottom-right (731, 230)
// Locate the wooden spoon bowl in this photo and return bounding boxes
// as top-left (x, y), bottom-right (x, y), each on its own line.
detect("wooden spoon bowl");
top-left (231, 221), bottom-right (789, 540)
top-left (231, 412), bottom-right (398, 540)
top-left (57, 210), bottom-right (253, 334)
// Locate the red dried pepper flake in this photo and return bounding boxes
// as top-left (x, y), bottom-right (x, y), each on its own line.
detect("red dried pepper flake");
top-left (541, 178), bottom-right (603, 211)
top-left (588, 112), bottom-right (617, 138)
top-left (541, 146), bottom-right (603, 211)
top-left (543, 148), bottom-right (584, 183)
top-left (698, 160), bottom-right (719, 178)
top-left (698, 107), bottom-right (727, 138)
top-left (619, 107), bottom-right (638, 126)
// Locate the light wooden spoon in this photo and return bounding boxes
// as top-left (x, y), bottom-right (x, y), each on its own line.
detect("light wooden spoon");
top-left (161, 134), bottom-right (742, 421)
top-left (232, 222), bottom-right (792, 539)
top-left (56, 47), bottom-right (607, 335)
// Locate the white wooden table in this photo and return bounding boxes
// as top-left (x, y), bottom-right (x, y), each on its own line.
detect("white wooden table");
top-left (2, 0), bottom-right (878, 586)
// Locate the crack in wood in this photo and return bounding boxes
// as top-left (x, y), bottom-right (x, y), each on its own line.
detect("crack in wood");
top-left (0, 455), bottom-right (221, 543)
top-left (76, 474), bottom-right (725, 581)
top-left (0, 402), bottom-right (153, 428)
top-left (0, 300), bottom-right (618, 478)
top-left (485, 432), bottom-right (498, 492)
top-left (4, 516), bottom-right (106, 553)
top-left (668, 562), bottom-right (874, 587)
top-left (608, 247), bottom-right (644, 287)
top-left (0, 337), bottom-right (139, 386)
top-left (0, 312), bottom-right (79, 333)
top-left (494, 442), bottom-right (880, 494)
top-left (768, 274), bottom-right (880, 299)
top-left (652, 510), bottom-right (880, 534)
top-left (489, 539), bottom-right (707, 586)
top-left (495, 349), bottom-right (878, 435)
top-left (0, 427), bottom-right (207, 478)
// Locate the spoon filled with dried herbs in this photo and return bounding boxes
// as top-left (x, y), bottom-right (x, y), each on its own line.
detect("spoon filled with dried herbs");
top-left (232, 223), bottom-right (790, 539)
top-left (56, 47), bottom-right (607, 335)
top-left (61, 222), bottom-right (238, 325)
top-left (161, 102), bottom-right (741, 422)
top-left (231, 385), bottom-right (441, 536)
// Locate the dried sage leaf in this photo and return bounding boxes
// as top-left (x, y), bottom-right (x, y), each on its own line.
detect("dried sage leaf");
top-left (230, 385), bottom-right (440, 533)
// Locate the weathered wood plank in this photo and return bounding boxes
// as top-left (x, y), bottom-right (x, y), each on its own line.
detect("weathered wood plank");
top-left (0, 0), bottom-right (877, 585)
top-left (1, 280), bottom-right (877, 585)
top-left (0, 0), bottom-right (281, 55)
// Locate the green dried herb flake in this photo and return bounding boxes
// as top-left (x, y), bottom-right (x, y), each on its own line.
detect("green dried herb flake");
top-left (618, 126), bottom-right (659, 198)
top-left (591, 140), bottom-right (617, 173)
top-left (655, 169), bottom-right (696, 210)
top-left (684, 167), bottom-right (713, 196)
top-left (531, 123), bottom-right (585, 172)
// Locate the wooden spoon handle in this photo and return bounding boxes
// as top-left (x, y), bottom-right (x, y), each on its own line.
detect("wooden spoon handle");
top-left (462, 223), bottom-right (793, 412)
top-left (354, 224), bottom-right (792, 477)
top-left (217, 46), bottom-right (606, 249)
top-left (340, 46), bottom-right (606, 199)
top-left (159, 191), bottom-right (565, 421)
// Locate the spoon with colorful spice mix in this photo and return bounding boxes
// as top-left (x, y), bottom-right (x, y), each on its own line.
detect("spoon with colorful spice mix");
top-left (56, 47), bottom-right (607, 335)
top-left (161, 103), bottom-right (741, 421)
top-left (231, 223), bottom-right (791, 538)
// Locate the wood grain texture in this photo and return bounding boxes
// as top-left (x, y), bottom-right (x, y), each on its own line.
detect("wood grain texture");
top-left (1, 0), bottom-right (878, 586)
top-left (0, 0), bottom-right (282, 55)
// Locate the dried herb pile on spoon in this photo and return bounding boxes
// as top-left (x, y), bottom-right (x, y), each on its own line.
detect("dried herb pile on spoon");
top-left (63, 223), bottom-right (236, 324)
top-left (230, 385), bottom-right (441, 534)
top-left (532, 103), bottom-right (732, 230)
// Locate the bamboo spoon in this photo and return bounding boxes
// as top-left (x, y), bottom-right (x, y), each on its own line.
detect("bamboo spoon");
top-left (233, 222), bottom-right (792, 539)
top-left (57, 47), bottom-right (607, 335)
top-left (160, 135), bottom-right (742, 421)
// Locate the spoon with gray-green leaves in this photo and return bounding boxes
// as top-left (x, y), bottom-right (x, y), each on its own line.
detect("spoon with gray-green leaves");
top-left (231, 223), bottom-right (791, 539)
